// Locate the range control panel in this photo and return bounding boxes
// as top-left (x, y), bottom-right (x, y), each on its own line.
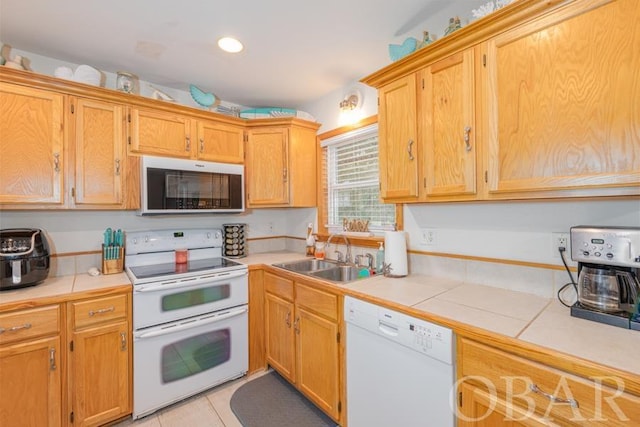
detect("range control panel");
top-left (570, 226), bottom-right (640, 267)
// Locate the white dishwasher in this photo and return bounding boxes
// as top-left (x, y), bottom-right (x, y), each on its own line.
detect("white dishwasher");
top-left (344, 296), bottom-right (454, 427)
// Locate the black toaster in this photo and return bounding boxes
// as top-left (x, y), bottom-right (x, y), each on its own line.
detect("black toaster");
top-left (0, 228), bottom-right (50, 290)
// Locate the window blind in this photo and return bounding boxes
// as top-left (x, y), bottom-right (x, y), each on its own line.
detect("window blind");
top-left (325, 124), bottom-right (395, 231)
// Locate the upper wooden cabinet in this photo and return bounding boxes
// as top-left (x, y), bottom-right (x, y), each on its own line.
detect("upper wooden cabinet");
top-left (245, 118), bottom-right (320, 207)
top-left (128, 107), bottom-right (192, 159)
top-left (482, 0), bottom-right (640, 199)
top-left (196, 119), bottom-right (244, 164)
top-left (71, 97), bottom-right (137, 208)
top-left (128, 107), bottom-right (245, 163)
top-left (378, 75), bottom-right (419, 200)
top-left (363, 0), bottom-right (640, 202)
top-left (0, 82), bottom-right (65, 205)
top-left (419, 48), bottom-right (477, 200)
top-left (0, 77), bottom-right (138, 210)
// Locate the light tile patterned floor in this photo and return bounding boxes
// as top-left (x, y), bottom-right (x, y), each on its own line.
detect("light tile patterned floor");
top-left (112, 371), bottom-right (269, 427)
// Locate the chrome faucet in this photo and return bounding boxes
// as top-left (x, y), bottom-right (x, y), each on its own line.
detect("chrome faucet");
top-left (327, 234), bottom-right (352, 264)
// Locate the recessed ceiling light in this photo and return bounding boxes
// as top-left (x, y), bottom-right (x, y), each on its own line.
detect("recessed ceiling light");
top-left (218, 37), bottom-right (243, 53)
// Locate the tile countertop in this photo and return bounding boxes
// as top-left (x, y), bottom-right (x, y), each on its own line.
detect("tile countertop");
top-left (2, 252), bottom-right (638, 379)
top-left (0, 272), bottom-right (130, 308)
top-left (242, 252), bottom-right (640, 378)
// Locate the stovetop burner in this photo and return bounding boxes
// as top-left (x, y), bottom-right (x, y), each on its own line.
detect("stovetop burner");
top-left (128, 257), bottom-right (243, 281)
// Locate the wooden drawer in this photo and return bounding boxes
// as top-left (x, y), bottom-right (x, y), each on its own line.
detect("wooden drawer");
top-left (459, 338), bottom-right (640, 426)
top-left (0, 305), bottom-right (60, 345)
top-left (295, 282), bottom-right (337, 322)
top-left (264, 272), bottom-right (294, 301)
top-left (70, 294), bottom-right (128, 330)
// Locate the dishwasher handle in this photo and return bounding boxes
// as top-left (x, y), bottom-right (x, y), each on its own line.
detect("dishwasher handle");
top-left (378, 320), bottom-right (399, 337)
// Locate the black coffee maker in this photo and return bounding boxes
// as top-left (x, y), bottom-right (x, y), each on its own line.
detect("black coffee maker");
top-left (570, 226), bottom-right (640, 330)
top-left (0, 228), bottom-right (50, 290)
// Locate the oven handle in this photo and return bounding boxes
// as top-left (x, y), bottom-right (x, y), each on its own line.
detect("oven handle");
top-left (134, 269), bottom-right (248, 293)
top-left (134, 306), bottom-right (248, 340)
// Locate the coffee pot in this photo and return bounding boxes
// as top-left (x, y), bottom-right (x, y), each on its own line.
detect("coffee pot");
top-left (577, 265), bottom-right (639, 313)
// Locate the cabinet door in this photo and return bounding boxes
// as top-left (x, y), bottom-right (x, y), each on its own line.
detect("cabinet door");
top-left (72, 98), bottom-right (126, 206)
top-left (483, 0), bottom-right (640, 197)
top-left (129, 108), bottom-right (192, 158)
top-left (420, 49), bottom-right (476, 198)
top-left (196, 120), bottom-right (244, 163)
top-left (0, 336), bottom-right (62, 427)
top-left (458, 383), bottom-right (558, 427)
top-left (70, 321), bottom-right (130, 427)
top-left (0, 83), bottom-right (65, 205)
top-left (264, 292), bottom-right (295, 382)
top-left (245, 128), bottom-right (289, 205)
top-left (295, 306), bottom-right (340, 420)
top-left (378, 74), bottom-right (419, 200)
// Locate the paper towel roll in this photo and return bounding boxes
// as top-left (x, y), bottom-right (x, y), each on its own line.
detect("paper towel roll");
top-left (384, 231), bottom-right (408, 277)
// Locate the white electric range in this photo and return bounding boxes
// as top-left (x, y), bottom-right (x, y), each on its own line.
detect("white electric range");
top-left (125, 228), bottom-right (248, 419)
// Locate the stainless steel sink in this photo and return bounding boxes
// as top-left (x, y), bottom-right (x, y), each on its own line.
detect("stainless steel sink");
top-left (309, 265), bottom-right (363, 283)
top-left (273, 259), bottom-right (337, 272)
top-left (272, 259), bottom-right (367, 283)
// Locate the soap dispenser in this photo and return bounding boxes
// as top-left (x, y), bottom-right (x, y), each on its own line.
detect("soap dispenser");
top-left (376, 242), bottom-right (385, 274)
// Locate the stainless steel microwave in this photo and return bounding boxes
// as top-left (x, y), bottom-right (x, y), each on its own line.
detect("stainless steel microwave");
top-left (139, 155), bottom-right (244, 215)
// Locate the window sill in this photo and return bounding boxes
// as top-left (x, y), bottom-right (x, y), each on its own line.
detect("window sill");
top-left (316, 233), bottom-right (384, 249)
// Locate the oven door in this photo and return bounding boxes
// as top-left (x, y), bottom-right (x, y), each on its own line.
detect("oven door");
top-left (133, 305), bottom-right (248, 419)
top-left (133, 269), bottom-right (248, 329)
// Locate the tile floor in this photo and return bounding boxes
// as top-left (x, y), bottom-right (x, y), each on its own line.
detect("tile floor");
top-left (112, 370), bottom-right (270, 427)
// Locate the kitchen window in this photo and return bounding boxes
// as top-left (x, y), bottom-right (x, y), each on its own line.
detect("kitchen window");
top-left (318, 116), bottom-right (400, 243)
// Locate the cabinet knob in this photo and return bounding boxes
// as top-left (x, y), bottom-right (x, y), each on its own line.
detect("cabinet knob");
top-left (186, 136), bottom-right (191, 152)
top-left (115, 158), bottom-right (121, 176)
top-left (200, 138), bottom-right (204, 153)
top-left (407, 139), bottom-right (415, 161)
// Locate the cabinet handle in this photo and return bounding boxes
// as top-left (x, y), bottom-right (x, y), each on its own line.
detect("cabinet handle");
top-left (186, 136), bottom-right (191, 152)
top-left (49, 348), bottom-right (57, 371)
top-left (463, 126), bottom-right (472, 152)
top-left (285, 311), bottom-right (291, 328)
top-left (200, 138), bottom-right (204, 153)
top-left (53, 153), bottom-right (60, 172)
top-left (529, 384), bottom-right (579, 408)
top-left (407, 139), bottom-right (415, 160)
top-left (88, 306), bottom-right (115, 317)
top-left (120, 332), bottom-right (127, 351)
top-left (283, 168), bottom-right (288, 183)
top-left (115, 158), bottom-right (121, 176)
top-left (294, 316), bottom-right (300, 334)
top-left (0, 323), bottom-right (32, 334)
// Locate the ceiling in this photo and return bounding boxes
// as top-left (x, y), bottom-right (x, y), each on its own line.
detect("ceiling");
top-left (0, 0), bottom-right (485, 109)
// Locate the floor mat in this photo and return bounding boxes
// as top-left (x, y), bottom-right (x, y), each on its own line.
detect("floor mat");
top-left (230, 371), bottom-right (336, 427)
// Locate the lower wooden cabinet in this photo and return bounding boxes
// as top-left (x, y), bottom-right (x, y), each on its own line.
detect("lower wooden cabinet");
top-left (68, 294), bottom-right (131, 426)
top-left (457, 338), bottom-right (640, 426)
top-left (0, 289), bottom-right (132, 427)
top-left (0, 305), bottom-right (62, 427)
top-left (263, 272), bottom-right (342, 422)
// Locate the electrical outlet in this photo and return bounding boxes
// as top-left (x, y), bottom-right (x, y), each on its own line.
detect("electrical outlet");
top-left (421, 228), bottom-right (437, 247)
top-left (552, 232), bottom-right (570, 257)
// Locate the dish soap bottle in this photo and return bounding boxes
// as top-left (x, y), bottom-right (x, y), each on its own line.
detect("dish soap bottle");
top-left (305, 223), bottom-right (316, 257)
top-left (376, 242), bottom-right (385, 274)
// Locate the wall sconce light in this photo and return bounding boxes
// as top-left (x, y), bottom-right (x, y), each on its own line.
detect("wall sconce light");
top-left (338, 90), bottom-right (364, 126)
top-left (340, 93), bottom-right (359, 111)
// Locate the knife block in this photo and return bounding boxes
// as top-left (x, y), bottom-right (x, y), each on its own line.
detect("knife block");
top-left (102, 244), bottom-right (124, 275)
